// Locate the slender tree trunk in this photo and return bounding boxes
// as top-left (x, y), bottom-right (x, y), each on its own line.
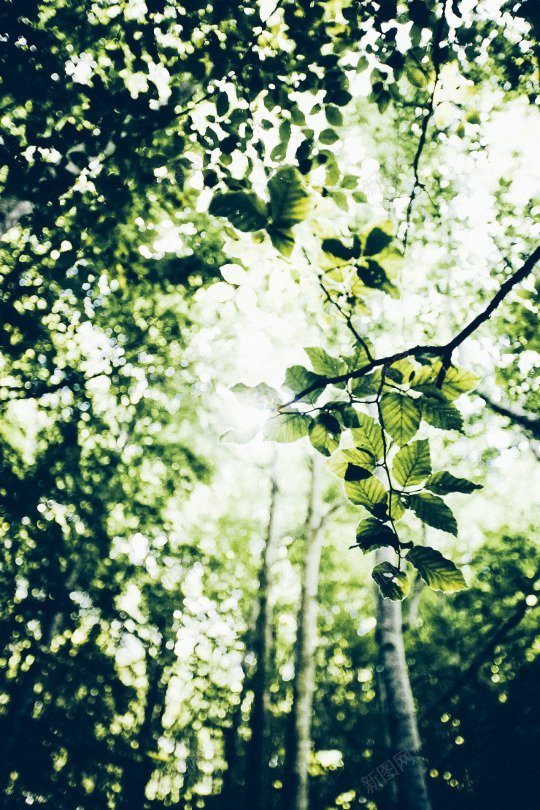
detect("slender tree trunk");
top-left (0, 560), bottom-right (81, 794)
top-left (282, 455), bottom-right (325, 810)
top-left (246, 473), bottom-right (281, 810)
top-left (374, 666), bottom-right (399, 810)
top-left (375, 547), bottom-right (432, 810)
top-left (220, 678), bottom-right (247, 809)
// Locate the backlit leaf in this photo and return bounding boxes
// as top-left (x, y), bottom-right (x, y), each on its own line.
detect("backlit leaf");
top-left (372, 561), bottom-right (410, 600)
top-left (426, 471), bottom-right (482, 495)
top-left (263, 412), bottom-right (311, 443)
top-left (407, 546), bottom-right (466, 592)
top-left (268, 227), bottom-right (295, 257)
top-left (309, 413), bottom-right (341, 456)
top-left (363, 226), bottom-right (393, 256)
top-left (328, 448), bottom-right (376, 478)
top-left (209, 191), bottom-right (267, 231)
top-left (268, 166), bottom-right (310, 229)
top-left (345, 475), bottom-right (387, 510)
top-left (380, 393), bottom-right (421, 446)
top-left (305, 347), bottom-right (346, 376)
top-left (351, 413), bottom-right (384, 459)
top-left (421, 396), bottom-right (464, 431)
top-left (408, 493), bottom-right (458, 535)
top-left (284, 365), bottom-right (325, 404)
top-left (355, 518), bottom-right (397, 552)
top-left (393, 439), bottom-right (431, 487)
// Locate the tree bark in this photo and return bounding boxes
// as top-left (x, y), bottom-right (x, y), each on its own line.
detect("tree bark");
top-left (246, 473), bottom-right (281, 810)
top-left (282, 455), bottom-right (325, 810)
top-left (375, 548), bottom-right (432, 810)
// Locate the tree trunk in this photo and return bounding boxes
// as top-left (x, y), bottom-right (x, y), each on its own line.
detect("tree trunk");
top-left (246, 473), bottom-right (281, 810)
top-left (375, 547), bottom-right (432, 810)
top-left (282, 455), bottom-right (325, 810)
top-left (220, 680), bottom-right (247, 809)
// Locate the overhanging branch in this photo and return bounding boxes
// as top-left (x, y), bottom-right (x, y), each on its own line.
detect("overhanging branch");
top-left (282, 245), bottom-right (540, 408)
top-left (477, 390), bottom-right (540, 440)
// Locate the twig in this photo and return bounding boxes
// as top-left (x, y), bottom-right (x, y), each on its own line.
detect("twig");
top-left (402, 1), bottom-right (448, 252)
top-left (316, 271), bottom-right (374, 363)
top-left (477, 390), bottom-right (540, 440)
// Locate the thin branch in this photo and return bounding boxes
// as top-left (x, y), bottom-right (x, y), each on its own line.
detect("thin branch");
top-left (402, 0), bottom-right (448, 252)
top-left (280, 246), bottom-right (540, 408)
top-left (317, 273), bottom-right (374, 363)
top-left (477, 390), bottom-right (540, 440)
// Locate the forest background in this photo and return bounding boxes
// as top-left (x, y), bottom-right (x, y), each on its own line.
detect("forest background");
top-left (0, 1), bottom-right (538, 809)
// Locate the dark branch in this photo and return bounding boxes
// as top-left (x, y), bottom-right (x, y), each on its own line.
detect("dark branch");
top-left (281, 246), bottom-right (540, 408)
top-left (477, 390), bottom-right (540, 440)
top-left (402, 0), bottom-right (448, 252)
top-left (316, 272), bottom-right (374, 363)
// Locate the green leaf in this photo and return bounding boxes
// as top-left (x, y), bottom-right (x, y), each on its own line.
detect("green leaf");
top-left (345, 475), bottom-right (386, 511)
top-left (350, 374), bottom-right (379, 398)
top-left (284, 365), bottom-right (325, 404)
top-left (216, 90), bottom-right (229, 116)
top-left (268, 227), bottom-right (295, 256)
top-left (320, 128), bottom-right (339, 145)
top-left (263, 412), bottom-right (312, 443)
top-left (305, 347), bottom-right (346, 376)
top-left (407, 546), bottom-right (466, 592)
top-left (351, 413), bottom-right (384, 459)
top-left (344, 463), bottom-right (373, 481)
top-left (326, 105), bottom-right (343, 126)
top-left (440, 366), bottom-right (480, 400)
top-left (321, 238), bottom-right (355, 262)
top-left (342, 174), bottom-right (358, 190)
top-left (406, 66), bottom-right (427, 88)
top-left (411, 361), bottom-right (478, 403)
top-left (345, 342), bottom-right (373, 372)
top-left (380, 393), bottom-right (421, 446)
top-left (372, 562), bottom-right (410, 600)
top-left (387, 358), bottom-right (415, 384)
top-left (386, 493), bottom-right (406, 522)
top-left (363, 226), bottom-right (393, 256)
top-left (421, 396), bottom-right (463, 431)
top-left (332, 190), bottom-right (348, 211)
top-left (268, 166), bottom-right (309, 229)
top-left (426, 471), bottom-right (482, 495)
top-left (330, 403), bottom-right (360, 428)
top-left (356, 259), bottom-right (389, 290)
top-left (209, 191), bottom-right (267, 231)
top-left (328, 448), bottom-right (376, 478)
top-left (231, 382), bottom-right (281, 408)
top-left (355, 518), bottom-right (397, 552)
top-left (309, 413), bottom-right (341, 456)
top-left (393, 439), bottom-right (431, 487)
top-left (408, 493), bottom-right (458, 536)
